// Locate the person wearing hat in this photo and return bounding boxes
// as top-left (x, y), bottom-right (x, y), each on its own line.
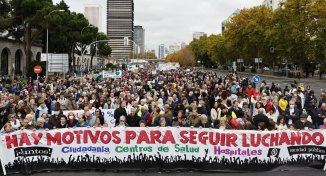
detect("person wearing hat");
top-left (294, 113), bottom-right (314, 130)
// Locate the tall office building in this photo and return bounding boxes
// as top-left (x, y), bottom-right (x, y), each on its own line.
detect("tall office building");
top-left (84, 4), bottom-right (102, 31)
top-left (221, 9), bottom-right (240, 34)
top-left (193, 32), bottom-right (207, 40)
top-left (158, 44), bottom-right (165, 59)
top-left (263, 0), bottom-right (286, 10)
top-left (134, 25), bottom-right (145, 54)
top-left (107, 0), bottom-right (134, 60)
top-left (169, 43), bottom-right (181, 54)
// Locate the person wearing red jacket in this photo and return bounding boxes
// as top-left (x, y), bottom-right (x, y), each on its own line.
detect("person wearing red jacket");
top-left (262, 96), bottom-right (273, 113)
top-left (245, 84), bottom-right (255, 97)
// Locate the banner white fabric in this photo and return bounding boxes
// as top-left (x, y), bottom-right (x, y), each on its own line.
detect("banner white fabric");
top-left (102, 70), bottom-right (122, 79)
top-left (0, 128), bottom-right (326, 175)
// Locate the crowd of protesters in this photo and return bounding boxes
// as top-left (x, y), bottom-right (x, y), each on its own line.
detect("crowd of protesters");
top-left (1, 65), bottom-right (326, 134)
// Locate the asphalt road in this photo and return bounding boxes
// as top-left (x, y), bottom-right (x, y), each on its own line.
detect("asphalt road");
top-left (212, 69), bottom-right (326, 96)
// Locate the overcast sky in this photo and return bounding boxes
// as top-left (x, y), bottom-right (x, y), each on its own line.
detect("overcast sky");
top-left (53, 0), bottom-right (262, 52)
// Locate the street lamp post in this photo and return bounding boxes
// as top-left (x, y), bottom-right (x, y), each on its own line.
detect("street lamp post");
top-left (81, 40), bottom-right (110, 73)
top-left (46, 9), bottom-right (64, 80)
top-left (80, 25), bottom-right (92, 73)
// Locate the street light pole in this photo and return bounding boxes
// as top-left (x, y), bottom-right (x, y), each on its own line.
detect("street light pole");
top-left (81, 40), bottom-right (110, 72)
top-left (80, 25), bottom-right (92, 73)
top-left (46, 9), bottom-right (64, 80)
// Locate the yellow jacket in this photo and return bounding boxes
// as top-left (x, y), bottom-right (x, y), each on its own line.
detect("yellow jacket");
top-left (279, 99), bottom-right (288, 112)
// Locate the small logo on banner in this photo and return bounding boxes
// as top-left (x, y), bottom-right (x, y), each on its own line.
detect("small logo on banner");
top-left (14, 147), bottom-right (53, 157)
top-left (267, 148), bottom-right (281, 158)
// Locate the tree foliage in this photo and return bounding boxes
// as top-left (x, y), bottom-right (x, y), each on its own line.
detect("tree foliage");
top-left (165, 46), bottom-right (195, 66)
top-left (189, 0), bottom-right (326, 71)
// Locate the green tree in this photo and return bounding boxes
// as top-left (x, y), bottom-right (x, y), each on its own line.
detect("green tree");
top-left (9, 0), bottom-right (53, 70)
top-left (166, 46), bottom-right (195, 66)
top-left (271, 0), bottom-right (320, 69)
top-left (224, 6), bottom-right (274, 66)
top-left (0, 0), bottom-right (11, 32)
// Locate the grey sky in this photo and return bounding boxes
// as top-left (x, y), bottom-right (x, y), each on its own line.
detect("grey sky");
top-left (53, 0), bottom-right (262, 51)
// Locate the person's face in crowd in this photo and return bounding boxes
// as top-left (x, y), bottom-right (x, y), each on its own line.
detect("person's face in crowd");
top-left (164, 105), bottom-right (169, 112)
top-left (60, 117), bottom-right (67, 125)
top-left (37, 120), bottom-right (44, 127)
top-left (68, 113), bottom-right (75, 120)
top-left (201, 116), bottom-right (207, 124)
top-left (220, 119), bottom-right (227, 127)
top-left (233, 102), bottom-right (239, 108)
top-left (95, 109), bottom-right (101, 116)
top-left (273, 100), bottom-right (278, 106)
top-left (269, 109), bottom-right (275, 115)
top-left (9, 115), bottom-right (16, 122)
top-left (300, 117), bottom-right (307, 123)
top-left (30, 99), bottom-right (35, 105)
top-left (160, 119), bottom-right (166, 127)
top-left (85, 112), bottom-right (92, 119)
top-left (280, 118), bottom-right (285, 124)
top-left (4, 124), bottom-right (12, 132)
top-left (78, 115), bottom-right (84, 123)
top-left (17, 112), bottom-right (22, 119)
top-left (182, 99), bottom-right (187, 105)
top-left (139, 122), bottom-right (146, 127)
top-left (121, 102), bottom-right (126, 108)
top-left (22, 119), bottom-right (29, 127)
top-left (181, 118), bottom-right (187, 125)
top-left (83, 101), bottom-right (89, 107)
top-left (95, 117), bottom-right (101, 125)
top-left (177, 111), bottom-right (183, 118)
top-left (321, 103), bottom-right (326, 110)
top-left (256, 102), bottom-right (262, 108)
top-left (173, 94), bottom-right (177, 100)
top-left (19, 101), bottom-right (25, 107)
top-left (289, 103), bottom-right (295, 109)
top-left (119, 117), bottom-right (126, 126)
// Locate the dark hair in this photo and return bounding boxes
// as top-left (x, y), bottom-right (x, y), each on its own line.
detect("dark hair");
top-left (276, 116), bottom-right (285, 125)
top-left (60, 115), bottom-right (67, 121)
top-left (97, 115), bottom-right (105, 125)
top-left (139, 120), bottom-right (146, 126)
top-left (96, 108), bottom-right (102, 116)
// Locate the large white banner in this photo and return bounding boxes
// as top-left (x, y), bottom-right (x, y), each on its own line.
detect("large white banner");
top-left (0, 129), bottom-right (326, 175)
top-left (102, 70), bottom-right (122, 79)
top-left (156, 63), bottom-right (180, 71)
top-left (62, 109), bottom-right (116, 127)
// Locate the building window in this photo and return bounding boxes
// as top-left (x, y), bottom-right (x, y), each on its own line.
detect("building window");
top-left (1, 48), bottom-right (9, 75)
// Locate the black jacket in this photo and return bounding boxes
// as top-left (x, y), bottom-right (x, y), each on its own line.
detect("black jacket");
top-left (294, 121), bottom-right (314, 130)
top-left (114, 107), bottom-right (127, 123)
top-left (253, 114), bottom-right (270, 129)
top-left (127, 115), bottom-right (141, 127)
